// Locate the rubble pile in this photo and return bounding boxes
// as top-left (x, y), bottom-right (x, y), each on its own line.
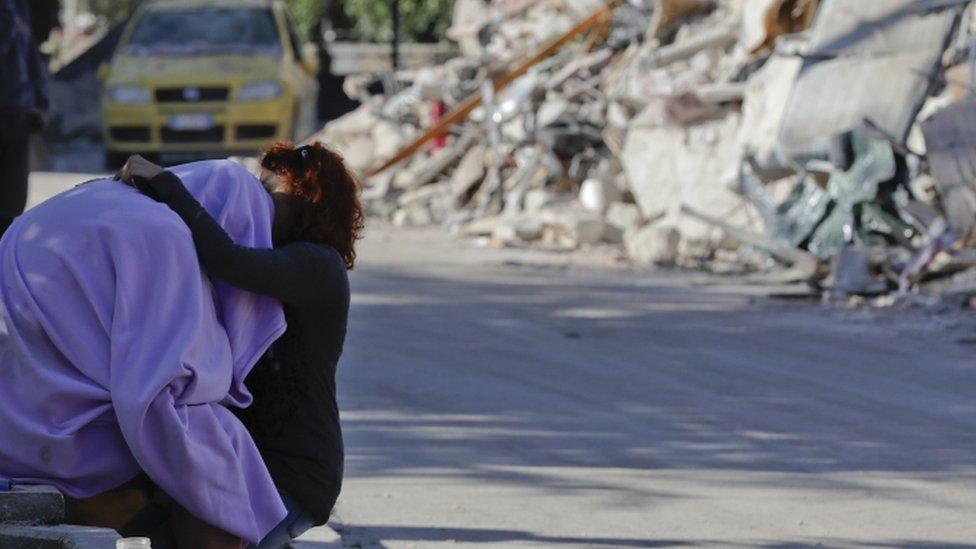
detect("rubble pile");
top-left (311, 0), bottom-right (976, 302)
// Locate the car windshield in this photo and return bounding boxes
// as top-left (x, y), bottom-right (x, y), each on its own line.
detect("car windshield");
top-left (124, 8), bottom-right (280, 55)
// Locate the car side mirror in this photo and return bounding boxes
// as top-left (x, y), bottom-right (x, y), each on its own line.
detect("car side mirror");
top-left (97, 62), bottom-right (111, 82)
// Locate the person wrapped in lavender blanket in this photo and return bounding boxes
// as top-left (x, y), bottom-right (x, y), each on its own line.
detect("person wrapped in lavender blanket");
top-left (0, 144), bottom-right (362, 548)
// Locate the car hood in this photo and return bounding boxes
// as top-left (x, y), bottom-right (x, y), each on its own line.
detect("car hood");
top-left (109, 53), bottom-right (282, 85)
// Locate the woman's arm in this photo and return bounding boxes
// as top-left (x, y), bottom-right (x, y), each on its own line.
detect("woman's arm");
top-left (126, 167), bottom-right (343, 304)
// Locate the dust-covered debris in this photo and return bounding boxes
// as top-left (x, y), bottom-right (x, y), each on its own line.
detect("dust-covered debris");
top-left (305, 0), bottom-right (976, 306)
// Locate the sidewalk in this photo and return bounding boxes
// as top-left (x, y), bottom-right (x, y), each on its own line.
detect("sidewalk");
top-left (293, 524), bottom-right (344, 547)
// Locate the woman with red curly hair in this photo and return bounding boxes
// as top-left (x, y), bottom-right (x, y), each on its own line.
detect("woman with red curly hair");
top-left (117, 142), bottom-right (363, 548)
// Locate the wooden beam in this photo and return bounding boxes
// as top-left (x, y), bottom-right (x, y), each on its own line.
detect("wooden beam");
top-left (365, 0), bottom-right (622, 177)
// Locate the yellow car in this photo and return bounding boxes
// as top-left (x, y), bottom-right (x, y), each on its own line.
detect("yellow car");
top-left (100, 0), bottom-right (318, 168)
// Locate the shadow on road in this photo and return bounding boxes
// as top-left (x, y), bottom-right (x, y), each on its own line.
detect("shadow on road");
top-left (302, 524), bottom-right (976, 549)
top-left (343, 265), bottom-right (976, 480)
top-left (330, 523), bottom-right (688, 547)
top-left (336, 262), bottom-right (976, 545)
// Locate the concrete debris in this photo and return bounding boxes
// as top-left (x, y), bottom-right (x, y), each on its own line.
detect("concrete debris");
top-left (740, 0), bottom-right (819, 54)
top-left (304, 0), bottom-right (976, 304)
top-left (514, 218), bottom-right (547, 241)
top-left (606, 202), bottom-right (646, 232)
top-left (647, 23), bottom-right (739, 69)
top-left (546, 210), bottom-right (610, 247)
top-left (921, 99), bottom-right (976, 242)
top-left (738, 48), bottom-right (802, 174)
top-left (827, 245), bottom-right (889, 296)
top-left (648, 0), bottom-right (714, 41)
top-left (579, 177), bottom-right (621, 213)
top-left (626, 223), bottom-right (682, 265)
top-left (777, 0), bottom-right (962, 160)
top-left (523, 188), bottom-right (563, 213)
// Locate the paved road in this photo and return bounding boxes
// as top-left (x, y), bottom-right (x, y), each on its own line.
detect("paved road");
top-left (27, 173), bottom-right (976, 548)
top-left (327, 226), bottom-right (976, 549)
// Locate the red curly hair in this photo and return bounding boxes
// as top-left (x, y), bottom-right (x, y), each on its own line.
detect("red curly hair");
top-left (260, 141), bottom-right (365, 269)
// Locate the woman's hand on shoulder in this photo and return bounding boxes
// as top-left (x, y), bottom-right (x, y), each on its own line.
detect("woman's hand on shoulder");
top-left (115, 155), bottom-right (165, 186)
top-left (115, 155), bottom-right (170, 201)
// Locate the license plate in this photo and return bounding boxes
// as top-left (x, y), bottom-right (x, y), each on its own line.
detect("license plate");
top-left (168, 114), bottom-right (215, 131)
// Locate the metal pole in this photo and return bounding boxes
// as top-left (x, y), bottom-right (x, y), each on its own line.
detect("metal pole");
top-left (391, 0), bottom-right (400, 70)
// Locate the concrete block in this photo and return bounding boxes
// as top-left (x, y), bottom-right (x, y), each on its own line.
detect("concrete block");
top-left (558, 212), bottom-right (608, 246)
top-left (606, 202), bottom-right (644, 232)
top-left (626, 223), bottom-right (682, 265)
top-left (523, 189), bottom-right (558, 213)
top-left (0, 524), bottom-right (119, 548)
top-left (579, 178), bottom-right (620, 214)
top-left (514, 219), bottom-right (545, 242)
top-left (0, 485), bottom-right (65, 525)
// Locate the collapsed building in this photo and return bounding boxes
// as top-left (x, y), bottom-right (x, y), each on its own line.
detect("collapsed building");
top-left (309, 0), bottom-right (976, 303)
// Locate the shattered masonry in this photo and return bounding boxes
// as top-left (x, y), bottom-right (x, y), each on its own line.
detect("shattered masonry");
top-left (309, 0), bottom-right (976, 303)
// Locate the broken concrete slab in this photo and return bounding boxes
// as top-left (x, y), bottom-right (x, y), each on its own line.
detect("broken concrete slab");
top-left (694, 81), bottom-right (747, 104)
top-left (450, 144), bottom-right (487, 208)
top-left (738, 48), bottom-right (802, 173)
top-left (626, 223), bottom-right (682, 264)
top-left (648, 23), bottom-right (739, 68)
top-left (546, 49), bottom-right (614, 90)
top-left (622, 111), bottom-right (753, 243)
top-left (606, 202), bottom-right (645, 232)
top-left (397, 181), bottom-right (450, 209)
top-left (294, 0), bottom-right (976, 302)
top-left (777, 0), bottom-right (962, 159)
top-left (371, 120), bottom-right (408, 162)
top-left (536, 97), bottom-right (572, 128)
top-left (537, 209), bottom-right (610, 247)
top-left (579, 177), bottom-right (621, 213)
top-left (400, 132), bottom-right (478, 190)
top-left (514, 218), bottom-right (546, 241)
top-left (523, 188), bottom-right (562, 213)
top-left (338, 135), bottom-right (377, 173)
top-left (920, 99), bottom-right (976, 240)
top-left (447, 0), bottom-right (492, 56)
top-left (740, 0), bottom-right (820, 54)
top-left (829, 245), bottom-right (888, 295)
top-left (392, 205), bottom-right (434, 227)
top-left (647, 0), bottom-right (714, 40)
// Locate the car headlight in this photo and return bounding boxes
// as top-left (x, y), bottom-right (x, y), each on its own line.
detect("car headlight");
top-left (237, 80), bottom-right (284, 101)
top-left (105, 84), bottom-right (150, 104)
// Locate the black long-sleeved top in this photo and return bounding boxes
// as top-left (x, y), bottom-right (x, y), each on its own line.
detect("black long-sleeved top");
top-left (145, 171), bottom-right (348, 526)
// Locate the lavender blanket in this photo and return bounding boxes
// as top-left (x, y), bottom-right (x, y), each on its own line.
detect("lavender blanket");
top-left (0, 160), bottom-right (287, 542)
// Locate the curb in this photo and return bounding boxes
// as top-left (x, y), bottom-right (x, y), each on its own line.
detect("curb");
top-left (0, 485), bottom-right (65, 525)
top-left (0, 524), bottom-right (120, 548)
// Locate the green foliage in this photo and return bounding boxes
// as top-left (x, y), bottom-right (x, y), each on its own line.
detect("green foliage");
top-left (84, 0), bottom-right (457, 44)
top-left (286, 0), bottom-right (455, 43)
top-left (284, 0), bottom-right (334, 42)
top-left (344, 0), bottom-right (455, 43)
